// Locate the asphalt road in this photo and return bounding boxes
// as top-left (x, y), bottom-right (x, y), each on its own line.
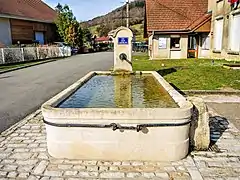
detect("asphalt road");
top-left (207, 102), bottom-right (240, 130)
top-left (0, 52), bottom-right (113, 133)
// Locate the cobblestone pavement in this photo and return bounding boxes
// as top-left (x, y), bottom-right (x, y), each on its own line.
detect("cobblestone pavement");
top-left (0, 106), bottom-right (239, 180)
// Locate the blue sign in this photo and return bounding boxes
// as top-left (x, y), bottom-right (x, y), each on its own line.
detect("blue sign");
top-left (118, 37), bottom-right (129, 45)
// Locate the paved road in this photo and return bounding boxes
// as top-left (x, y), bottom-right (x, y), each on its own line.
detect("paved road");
top-left (0, 52), bottom-right (113, 133)
top-left (195, 94), bottom-right (240, 130)
top-left (207, 102), bottom-right (240, 130)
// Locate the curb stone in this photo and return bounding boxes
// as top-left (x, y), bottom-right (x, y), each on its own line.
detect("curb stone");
top-left (0, 58), bottom-right (64, 75)
top-left (182, 90), bottom-right (240, 95)
top-left (0, 109), bottom-right (41, 137)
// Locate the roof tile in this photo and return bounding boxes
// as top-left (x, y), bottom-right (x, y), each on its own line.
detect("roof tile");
top-left (0, 0), bottom-right (56, 22)
top-left (146, 0), bottom-right (208, 32)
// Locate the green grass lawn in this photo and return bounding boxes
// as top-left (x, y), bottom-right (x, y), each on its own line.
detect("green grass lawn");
top-left (133, 55), bottom-right (240, 90)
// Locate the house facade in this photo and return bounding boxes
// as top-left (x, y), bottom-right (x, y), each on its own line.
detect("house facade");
top-left (145, 0), bottom-right (211, 59)
top-left (209, 0), bottom-right (240, 60)
top-left (0, 0), bottom-right (57, 46)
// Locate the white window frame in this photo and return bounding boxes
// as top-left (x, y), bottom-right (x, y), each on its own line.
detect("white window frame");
top-left (214, 18), bottom-right (223, 51)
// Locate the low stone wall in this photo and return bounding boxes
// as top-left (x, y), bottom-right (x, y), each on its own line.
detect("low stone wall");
top-left (0, 47), bottom-right (71, 65)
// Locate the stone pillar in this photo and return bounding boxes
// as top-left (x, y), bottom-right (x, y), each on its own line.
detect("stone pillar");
top-left (188, 97), bottom-right (210, 150)
top-left (112, 27), bottom-right (133, 72)
top-left (148, 34), bottom-right (153, 59)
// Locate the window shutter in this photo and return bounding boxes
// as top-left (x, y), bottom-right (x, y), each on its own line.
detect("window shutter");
top-left (214, 19), bottom-right (223, 51)
top-left (230, 14), bottom-right (240, 51)
top-left (202, 35), bottom-right (210, 50)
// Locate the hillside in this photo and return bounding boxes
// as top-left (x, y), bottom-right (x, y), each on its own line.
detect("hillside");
top-left (81, 0), bottom-right (146, 41)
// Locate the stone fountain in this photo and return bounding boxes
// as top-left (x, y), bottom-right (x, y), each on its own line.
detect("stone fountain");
top-left (42, 27), bottom-right (210, 161)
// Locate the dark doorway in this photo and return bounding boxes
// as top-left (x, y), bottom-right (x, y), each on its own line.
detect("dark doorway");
top-left (188, 35), bottom-right (199, 58)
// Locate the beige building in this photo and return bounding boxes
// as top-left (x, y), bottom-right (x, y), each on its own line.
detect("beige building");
top-left (209, 0), bottom-right (240, 60)
top-left (145, 0), bottom-right (211, 59)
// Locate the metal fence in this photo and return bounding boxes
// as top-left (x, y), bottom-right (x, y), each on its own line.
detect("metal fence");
top-left (0, 47), bottom-right (71, 65)
top-left (132, 42), bottom-right (148, 53)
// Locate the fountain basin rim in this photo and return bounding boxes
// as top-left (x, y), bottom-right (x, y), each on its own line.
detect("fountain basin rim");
top-left (42, 71), bottom-right (193, 123)
top-left (41, 71), bottom-right (193, 161)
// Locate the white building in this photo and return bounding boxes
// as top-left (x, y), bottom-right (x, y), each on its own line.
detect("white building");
top-left (209, 0), bottom-right (240, 60)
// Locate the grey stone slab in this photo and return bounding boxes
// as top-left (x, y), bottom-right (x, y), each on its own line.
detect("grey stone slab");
top-left (207, 102), bottom-right (240, 130)
top-left (33, 160), bottom-right (49, 175)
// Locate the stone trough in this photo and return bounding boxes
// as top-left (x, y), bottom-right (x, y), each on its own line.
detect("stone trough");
top-left (41, 26), bottom-right (209, 162)
top-left (42, 71), bottom-right (193, 162)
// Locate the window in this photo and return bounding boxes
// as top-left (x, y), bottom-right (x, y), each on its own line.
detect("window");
top-left (188, 36), bottom-right (197, 50)
top-left (229, 14), bottom-right (240, 52)
top-left (214, 18), bottom-right (223, 51)
top-left (170, 37), bottom-right (180, 49)
top-left (158, 37), bottom-right (167, 49)
top-left (202, 35), bottom-right (210, 50)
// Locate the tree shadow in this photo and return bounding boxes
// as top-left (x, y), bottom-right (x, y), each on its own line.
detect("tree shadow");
top-left (209, 116), bottom-right (229, 148)
top-left (157, 68), bottom-right (177, 77)
top-left (156, 68), bottom-right (186, 96)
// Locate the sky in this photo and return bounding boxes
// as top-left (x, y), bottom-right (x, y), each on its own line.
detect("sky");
top-left (43, 0), bottom-right (126, 22)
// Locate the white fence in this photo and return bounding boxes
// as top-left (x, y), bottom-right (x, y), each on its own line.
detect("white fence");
top-left (0, 47), bottom-right (71, 65)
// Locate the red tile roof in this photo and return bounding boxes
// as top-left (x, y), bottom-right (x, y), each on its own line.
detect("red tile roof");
top-left (189, 13), bottom-right (212, 30)
top-left (146, 0), bottom-right (208, 32)
top-left (0, 0), bottom-right (56, 23)
top-left (96, 36), bottom-right (110, 42)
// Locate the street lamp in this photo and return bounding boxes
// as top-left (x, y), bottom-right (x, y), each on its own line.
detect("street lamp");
top-left (120, 0), bottom-right (131, 28)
